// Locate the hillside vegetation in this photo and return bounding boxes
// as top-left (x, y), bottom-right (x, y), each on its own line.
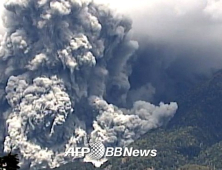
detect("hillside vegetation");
top-left (44, 71), bottom-right (222, 170)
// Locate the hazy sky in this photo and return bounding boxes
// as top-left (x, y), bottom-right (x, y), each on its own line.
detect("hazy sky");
top-left (94, 0), bottom-right (222, 45)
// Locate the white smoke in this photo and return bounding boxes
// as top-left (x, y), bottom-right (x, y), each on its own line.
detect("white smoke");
top-left (0, 0), bottom-right (178, 169)
top-left (89, 96), bottom-right (177, 146)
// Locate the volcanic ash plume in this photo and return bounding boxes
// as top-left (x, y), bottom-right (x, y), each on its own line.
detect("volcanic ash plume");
top-left (0, 0), bottom-right (178, 169)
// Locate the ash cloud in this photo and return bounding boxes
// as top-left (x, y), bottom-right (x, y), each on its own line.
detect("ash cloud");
top-left (128, 40), bottom-right (222, 104)
top-left (99, 0), bottom-right (222, 103)
top-left (0, 0), bottom-right (177, 169)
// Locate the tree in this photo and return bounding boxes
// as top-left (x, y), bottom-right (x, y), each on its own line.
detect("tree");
top-left (0, 153), bottom-right (20, 170)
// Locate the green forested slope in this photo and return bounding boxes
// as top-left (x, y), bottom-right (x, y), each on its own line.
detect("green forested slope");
top-left (44, 71), bottom-right (222, 170)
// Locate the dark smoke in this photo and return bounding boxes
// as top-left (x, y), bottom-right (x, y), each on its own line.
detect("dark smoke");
top-left (0, 0), bottom-right (177, 169)
top-left (129, 38), bottom-right (222, 104)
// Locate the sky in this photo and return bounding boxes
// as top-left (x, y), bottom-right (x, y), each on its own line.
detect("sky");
top-left (94, 0), bottom-right (222, 45)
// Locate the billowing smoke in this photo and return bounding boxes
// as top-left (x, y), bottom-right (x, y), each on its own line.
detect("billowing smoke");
top-left (0, 0), bottom-right (178, 169)
top-left (104, 0), bottom-right (222, 104)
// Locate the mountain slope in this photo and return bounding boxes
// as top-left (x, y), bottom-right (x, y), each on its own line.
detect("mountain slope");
top-left (168, 70), bottom-right (222, 143)
top-left (43, 70), bottom-right (222, 170)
